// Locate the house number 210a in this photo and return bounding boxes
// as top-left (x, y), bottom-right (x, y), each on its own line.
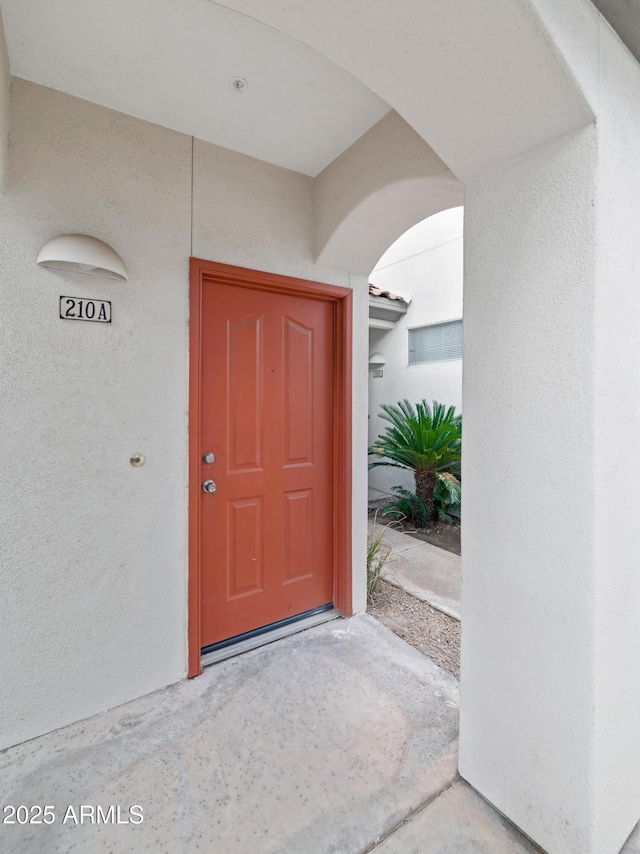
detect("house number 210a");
top-left (59, 296), bottom-right (111, 323)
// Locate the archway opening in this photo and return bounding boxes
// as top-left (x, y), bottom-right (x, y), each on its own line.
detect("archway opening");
top-left (365, 206), bottom-right (463, 678)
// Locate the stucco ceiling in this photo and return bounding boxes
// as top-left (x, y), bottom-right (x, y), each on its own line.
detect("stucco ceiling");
top-left (0, 0), bottom-right (390, 177)
top-left (591, 0), bottom-right (640, 63)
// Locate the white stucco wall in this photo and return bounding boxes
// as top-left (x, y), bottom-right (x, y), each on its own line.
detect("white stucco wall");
top-left (191, 136), bottom-right (369, 617)
top-left (459, 15), bottom-right (640, 841)
top-left (314, 111), bottom-right (463, 274)
top-left (0, 79), bottom-right (368, 750)
top-left (592, 18), bottom-right (640, 852)
top-left (459, 123), bottom-right (598, 854)
top-left (0, 80), bottom-right (192, 751)
top-left (367, 207), bottom-right (463, 496)
top-left (0, 10), bottom-right (9, 188)
top-left (221, 0), bottom-right (595, 184)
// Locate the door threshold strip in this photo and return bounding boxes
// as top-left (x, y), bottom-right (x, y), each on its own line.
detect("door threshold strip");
top-left (201, 608), bottom-right (340, 668)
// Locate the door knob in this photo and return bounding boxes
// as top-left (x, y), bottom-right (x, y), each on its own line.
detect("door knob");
top-left (202, 479), bottom-right (217, 494)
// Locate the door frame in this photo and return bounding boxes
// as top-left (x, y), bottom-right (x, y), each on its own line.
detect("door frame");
top-left (188, 258), bottom-right (353, 677)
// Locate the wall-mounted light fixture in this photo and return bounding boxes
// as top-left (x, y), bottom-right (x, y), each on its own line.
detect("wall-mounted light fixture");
top-left (37, 235), bottom-right (128, 281)
top-left (369, 352), bottom-right (386, 367)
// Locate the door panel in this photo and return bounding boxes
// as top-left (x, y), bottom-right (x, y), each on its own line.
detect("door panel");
top-left (283, 489), bottom-right (313, 583)
top-left (283, 317), bottom-right (313, 463)
top-left (199, 280), bottom-right (334, 648)
top-left (228, 314), bottom-right (263, 471)
top-left (228, 497), bottom-right (263, 598)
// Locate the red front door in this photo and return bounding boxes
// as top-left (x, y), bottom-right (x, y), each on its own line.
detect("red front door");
top-left (199, 277), bottom-right (334, 648)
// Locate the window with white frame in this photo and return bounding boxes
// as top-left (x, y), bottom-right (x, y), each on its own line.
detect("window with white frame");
top-left (408, 319), bottom-right (462, 366)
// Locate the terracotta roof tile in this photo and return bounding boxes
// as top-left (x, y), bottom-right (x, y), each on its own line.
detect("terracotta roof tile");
top-left (368, 283), bottom-right (408, 303)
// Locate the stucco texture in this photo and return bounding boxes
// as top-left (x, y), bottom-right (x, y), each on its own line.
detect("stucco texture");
top-left (0, 9), bottom-right (9, 187)
top-left (0, 80), bottom-right (193, 750)
top-left (314, 111), bottom-right (463, 274)
top-left (592, 18), bottom-right (640, 853)
top-left (457, 10), bottom-right (640, 850)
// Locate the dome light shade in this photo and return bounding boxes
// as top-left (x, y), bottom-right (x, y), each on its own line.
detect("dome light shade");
top-left (369, 352), bottom-right (386, 366)
top-left (37, 234), bottom-right (128, 281)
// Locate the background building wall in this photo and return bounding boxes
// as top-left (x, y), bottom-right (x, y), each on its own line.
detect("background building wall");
top-left (368, 207), bottom-right (463, 496)
top-left (0, 78), bottom-right (369, 750)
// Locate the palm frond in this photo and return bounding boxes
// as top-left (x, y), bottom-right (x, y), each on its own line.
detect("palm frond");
top-left (436, 471), bottom-right (461, 504)
top-left (369, 399), bottom-right (461, 475)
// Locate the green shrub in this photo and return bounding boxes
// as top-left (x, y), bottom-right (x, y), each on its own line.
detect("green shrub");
top-left (433, 472), bottom-right (461, 523)
top-left (369, 399), bottom-right (461, 524)
top-left (380, 475), bottom-right (461, 528)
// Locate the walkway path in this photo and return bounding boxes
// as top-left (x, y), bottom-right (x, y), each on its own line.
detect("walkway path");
top-left (368, 521), bottom-right (461, 621)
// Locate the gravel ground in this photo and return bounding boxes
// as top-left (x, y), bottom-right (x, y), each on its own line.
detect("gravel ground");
top-left (368, 580), bottom-right (460, 679)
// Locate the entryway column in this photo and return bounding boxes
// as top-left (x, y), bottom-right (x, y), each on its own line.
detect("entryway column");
top-left (459, 34), bottom-right (640, 853)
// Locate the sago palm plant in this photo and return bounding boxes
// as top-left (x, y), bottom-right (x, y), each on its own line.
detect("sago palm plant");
top-left (368, 399), bottom-right (461, 525)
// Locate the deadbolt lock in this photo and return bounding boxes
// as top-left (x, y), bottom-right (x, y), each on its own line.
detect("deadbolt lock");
top-left (202, 452), bottom-right (215, 465)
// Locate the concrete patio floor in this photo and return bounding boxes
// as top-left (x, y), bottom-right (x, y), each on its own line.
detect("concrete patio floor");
top-left (2, 613), bottom-right (639, 853)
